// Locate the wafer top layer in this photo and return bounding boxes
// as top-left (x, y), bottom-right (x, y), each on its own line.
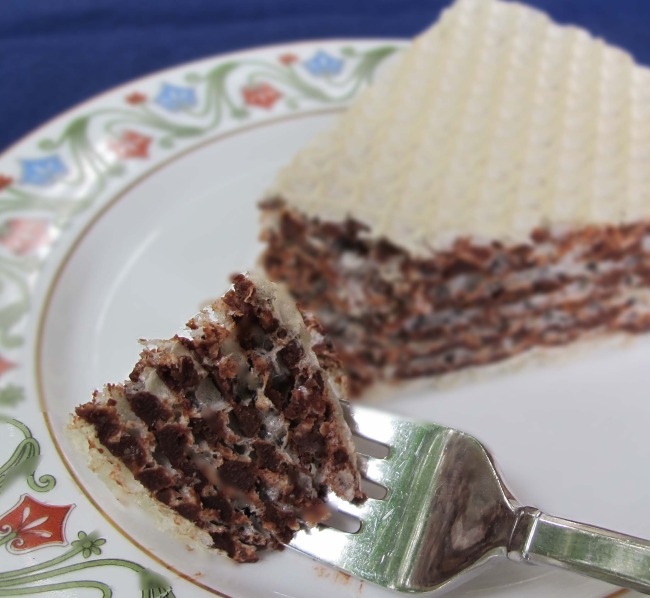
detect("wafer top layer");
top-left (268, 0), bottom-right (650, 253)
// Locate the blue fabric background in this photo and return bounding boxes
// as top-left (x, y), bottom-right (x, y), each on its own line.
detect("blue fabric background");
top-left (2, 0), bottom-right (649, 153)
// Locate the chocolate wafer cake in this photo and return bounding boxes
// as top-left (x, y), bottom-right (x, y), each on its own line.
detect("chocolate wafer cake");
top-left (260, 0), bottom-right (650, 396)
top-left (73, 273), bottom-right (364, 562)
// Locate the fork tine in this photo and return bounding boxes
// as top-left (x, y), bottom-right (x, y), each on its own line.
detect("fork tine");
top-left (290, 409), bottom-right (464, 590)
top-left (326, 492), bottom-right (382, 520)
top-left (291, 488), bottom-right (410, 588)
top-left (291, 526), bottom-right (356, 568)
top-left (342, 401), bottom-right (402, 446)
top-left (357, 453), bottom-right (392, 483)
top-left (295, 402), bottom-right (650, 596)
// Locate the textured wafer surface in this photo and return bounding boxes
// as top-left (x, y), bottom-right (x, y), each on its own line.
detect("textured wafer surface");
top-left (267, 0), bottom-right (650, 253)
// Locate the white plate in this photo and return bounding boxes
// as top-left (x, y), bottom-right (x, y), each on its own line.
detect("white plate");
top-left (0, 39), bottom-right (645, 598)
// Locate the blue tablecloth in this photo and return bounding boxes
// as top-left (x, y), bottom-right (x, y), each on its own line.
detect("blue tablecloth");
top-left (2, 0), bottom-right (649, 153)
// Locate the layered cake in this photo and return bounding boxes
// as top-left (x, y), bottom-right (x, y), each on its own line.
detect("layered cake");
top-left (260, 0), bottom-right (650, 396)
top-left (73, 273), bottom-right (365, 562)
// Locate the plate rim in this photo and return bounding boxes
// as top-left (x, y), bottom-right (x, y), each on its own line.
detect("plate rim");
top-left (0, 37), bottom-right (405, 598)
top-left (0, 36), bottom-right (408, 160)
top-left (0, 36), bottom-right (630, 598)
top-left (36, 107), bottom-right (346, 598)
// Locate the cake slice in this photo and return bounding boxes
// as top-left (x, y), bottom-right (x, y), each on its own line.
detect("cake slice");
top-left (73, 273), bottom-right (364, 562)
top-left (260, 0), bottom-right (650, 396)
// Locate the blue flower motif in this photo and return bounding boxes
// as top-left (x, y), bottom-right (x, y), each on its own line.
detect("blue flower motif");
top-left (154, 83), bottom-right (197, 112)
top-left (303, 50), bottom-right (344, 77)
top-left (20, 155), bottom-right (67, 186)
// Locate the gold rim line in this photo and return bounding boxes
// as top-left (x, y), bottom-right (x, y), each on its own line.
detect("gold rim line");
top-left (27, 48), bottom-right (627, 598)
top-left (34, 107), bottom-right (344, 597)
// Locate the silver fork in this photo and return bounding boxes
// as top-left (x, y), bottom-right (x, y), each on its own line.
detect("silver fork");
top-left (290, 402), bottom-right (650, 595)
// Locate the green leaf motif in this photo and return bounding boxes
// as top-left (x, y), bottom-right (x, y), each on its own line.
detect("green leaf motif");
top-left (0, 530), bottom-right (176, 597)
top-left (0, 45), bottom-right (399, 358)
top-left (0, 385), bottom-right (23, 407)
top-left (72, 531), bottom-right (107, 559)
top-left (0, 417), bottom-right (55, 493)
top-left (0, 427), bottom-right (176, 596)
top-left (0, 45), bottom-right (400, 597)
top-left (0, 302), bottom-right (28, 349)
top-left (158, 136), bottom-right (176, 149)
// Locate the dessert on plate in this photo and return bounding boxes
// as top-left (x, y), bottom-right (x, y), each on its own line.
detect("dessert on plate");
top-left (74, 0), bottom-right (650, 568)
top-left (73, 273), bottom-right (365, 562)
top-left (260, 0), bottom-right (650, 396)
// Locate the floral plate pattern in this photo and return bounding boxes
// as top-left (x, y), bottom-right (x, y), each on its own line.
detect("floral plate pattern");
top-left (0, 38), bottom-right (642, 598)
top-left (0, 41), bottom-right (401, 597)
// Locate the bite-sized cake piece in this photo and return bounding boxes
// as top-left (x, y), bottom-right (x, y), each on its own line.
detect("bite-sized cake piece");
top-left (260, 0), bottom-right (650, 396)
top-left (73, 273), bottom-right (365, 563)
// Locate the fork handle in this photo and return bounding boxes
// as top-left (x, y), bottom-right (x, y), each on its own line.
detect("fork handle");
top-left (508, 506), bottom-right (650, 594)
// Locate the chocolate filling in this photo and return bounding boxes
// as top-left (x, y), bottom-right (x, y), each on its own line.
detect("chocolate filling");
top-left (76, 274), bottom-right (364, 563)
top-left (261, 199), bottom-right (650, 395)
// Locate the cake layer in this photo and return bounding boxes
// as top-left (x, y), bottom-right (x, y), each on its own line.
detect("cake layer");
top-left (74, 273), bottom-right (364, 562)
top-left (267, 0), bottom-right (650, 254)
top-left (261, 201), bottom-right (650, 394)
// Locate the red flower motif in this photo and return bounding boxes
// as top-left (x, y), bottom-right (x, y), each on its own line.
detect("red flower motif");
top-left (110, 130), bottom-right (152, 159)
top-left (0, 218), bottom-right (50, 255)
top-left (242, 82), bottom-right (282, 110)
top-left (0, 495), bottom-right (74, 553)
top-left (126, 92), bottom-right (148, 105)
top-left (0, 355), bottom-right (15, 377)
top-left (0, 175), bottom-right (13, 191)
top-left (279, 53), bottom-right (299, 66)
